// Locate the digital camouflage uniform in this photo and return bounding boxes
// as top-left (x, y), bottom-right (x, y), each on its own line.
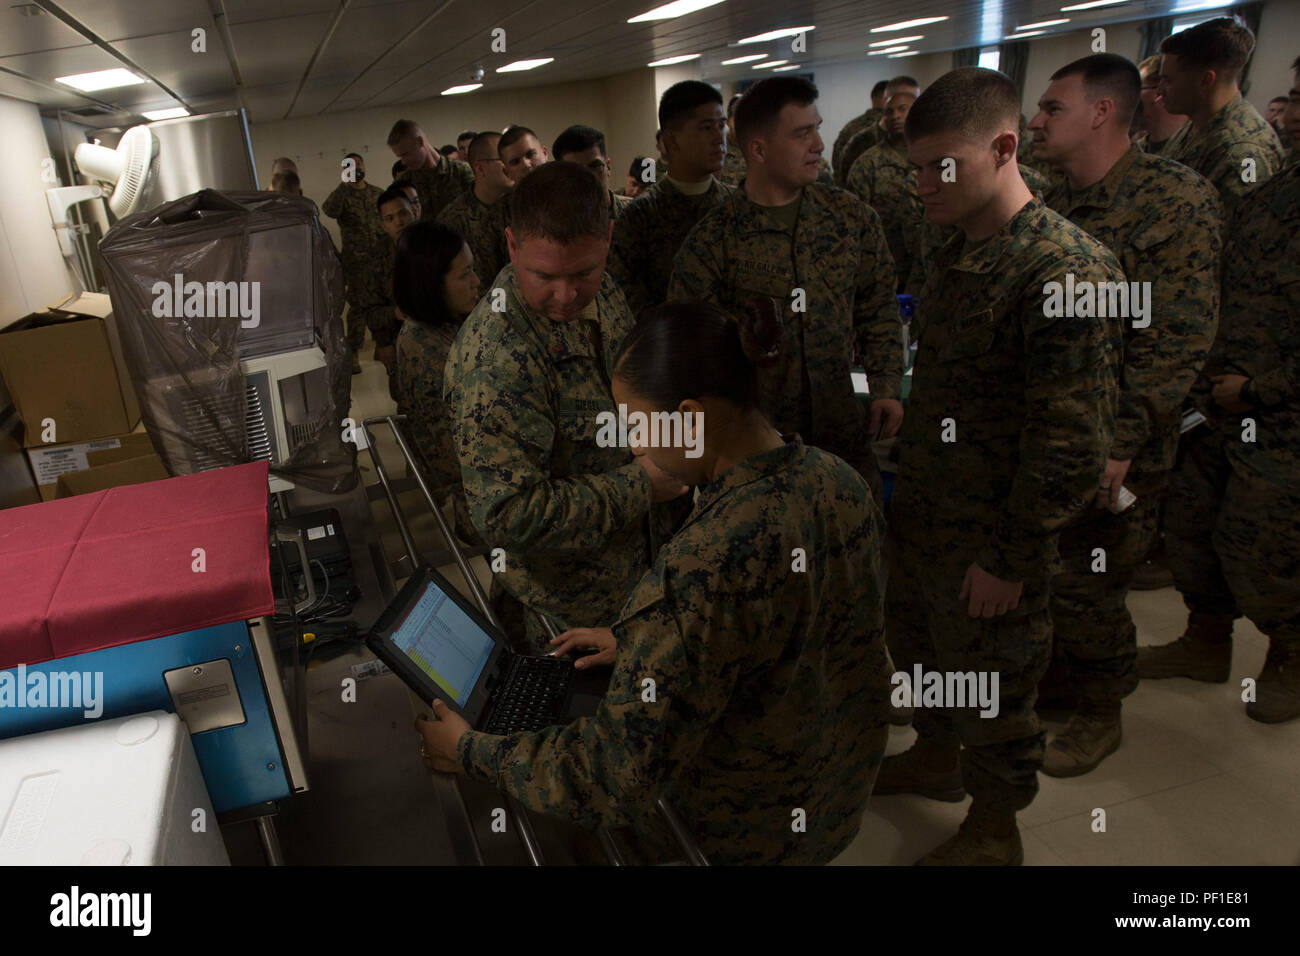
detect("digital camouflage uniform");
top-left (443, 266), bottom-right (656, 653)
top-left (1161, 93), bottom-right (1285, 221)
top-left (719, 142), bottom-right (746, 187)
top-left (669, 183), bottom-right (904, 499)
top-left (321, 181), bottom-right (394, 350)
top-left (845, 138), bottom-right (922, 291)
top-left (392, 317), bottom-right (479, 545)
top-left (1196, 163), bottom-right (1300, 654)
top-left (435, 190), bottom-right (511, 290)
top-left (458, 437), bottom-right (894, 865)
top-left (816, 158), bottom-right (833, 186)
top-left (609, 188), bottom-right (633, 222)
top-left (1044, 146), bottom-right (1222, 708)
top-left (398, 153), bottom-right (476, 222)
top-left (833, 107), bottom-right (883, 186)
top-left (838, 125), bottom-right (882, 192)
top-left (888, 197), bottom-right (1123, 812)
top-left (609, 176), bottom-right (734, 318)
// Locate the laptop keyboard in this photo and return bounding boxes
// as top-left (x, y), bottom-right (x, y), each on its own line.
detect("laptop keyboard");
top-left (484, 655), bottom-right (574, 734)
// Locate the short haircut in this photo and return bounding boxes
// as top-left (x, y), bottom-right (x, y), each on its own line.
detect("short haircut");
top-left (628, 155), bottom-right (648, 177)
top-left (467, 131), bottom-right (501, 165)
top-left (439, 144), bottom-right (458, 156)
top-left (904, 67), bottom-right (1020, 143)
top-left (498, 125), bottom-right (537, 156)
top-left (552, 124), bottom-right (608, 160)
top-left (870, 79), bottom-right (889, 98)
top-left (377, 184), bottom-right (411, 214)
top-left (727, 93), bottom-right (743, 119)
top-left (734, 76), bottom-right (818, 147)
top-left (1051, 53), bottom-right (1141, 127)
top-left (399, 182), bottom-right (419, 198)
top-left (344, 151), bottom-right (363, 163)
top-left (1138, 54), bottom-right (1161, 80)
top-left (392, 221), bottom-right (467, 328)
top-left (659, 80), bottom-right (724, 131)
top-left (391, 159), bottom-right (405, 179)
top-left (457, 130), bottom-right (476, 142)
top-left (888, 75), bottom-right (920, 92)
top-left (272, 156), bottom-right (295, 171)
top-left (1160, 16), bottom-right (1255, 83)
top-left (509, 161), bottom-right (608, 244)
top-left (1293, 54), bottom-right (1300, 73)
top-left (1269, 95), bottom-right (1289, 104)
top-left (387, 119), bottom-right (421, 146)
top-left (271, 170), bottom-right (300, 192)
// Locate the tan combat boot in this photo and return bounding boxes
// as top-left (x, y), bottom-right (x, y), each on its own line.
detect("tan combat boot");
top-left (1137, 610), bottom-right (1234, 682)
top-left (915, 805), bottom-right (1023, 866)
top-left (1041, 703), bottom-right (1122, 777)
top-left (873, 735), bottom-right (965, 801)
top-left (1246, 641), bottom-right (1300, 724)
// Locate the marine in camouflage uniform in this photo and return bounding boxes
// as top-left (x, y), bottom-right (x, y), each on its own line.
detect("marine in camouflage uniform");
top-left (608, 188), bottom-right (633, 221)
top-left (457, 437), bottom-right (894, 864)
top-left (1041, 145), bottom-right (1222, 766)
top-left (398, 152), bottom-right (476, 222)
top-left (719, 141), bottom-right (746, 187)
top-left (392, 316), bottom-right (479, 545)
top-left (1142, 162), bottom-right (1300, 721)
top-left (884, 197), bottom-right (1122, 840)
top-left (321, 180), bottom-right (392, 352)
top-left (435, 190), bottom-right (511, 290)
top-left (443, 266), bottom-right (657, 653)
top-left (668, 183), bottom-right (904, 499)
top-left (1161, 92), bottom-right (1284, 219)
top-left (837, 124), bottom-right (881, 191)
top-left (832, 107), bottom-right (883, 186)
top-left (845, 137), bottom-right (922, 291)
top-left (608, 176), bottom-right (734, 317)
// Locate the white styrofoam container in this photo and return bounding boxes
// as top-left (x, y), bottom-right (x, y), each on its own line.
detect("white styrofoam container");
top-left (0, 711), bottom-right (229, 865)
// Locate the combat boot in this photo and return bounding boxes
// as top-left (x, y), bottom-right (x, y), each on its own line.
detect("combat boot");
top-left (1246, 641), bottom-right (1300, 724)
top-left (1040, 702), bottom-right (1121, 777)
top-left (1136, 610), bottom-right (1233, 682)
top-left (915, 805), bottom-right (1022, 866)
top-left (873, 736), bottom-right (964, 801)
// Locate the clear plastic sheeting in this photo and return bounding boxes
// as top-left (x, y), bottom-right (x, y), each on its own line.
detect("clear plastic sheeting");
top-left (99, 189), bottom-right (357, 494)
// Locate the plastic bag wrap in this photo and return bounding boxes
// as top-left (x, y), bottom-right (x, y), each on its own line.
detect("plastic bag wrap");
top-left (99, 189), bottom-right (357, 494)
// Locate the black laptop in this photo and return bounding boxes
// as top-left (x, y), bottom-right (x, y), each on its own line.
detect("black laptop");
top-left (366, 565), bottom-right (578, 734)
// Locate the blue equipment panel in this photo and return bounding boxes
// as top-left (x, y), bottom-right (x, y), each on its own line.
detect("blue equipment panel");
top-left (0, 621), bottom-right (290, 813)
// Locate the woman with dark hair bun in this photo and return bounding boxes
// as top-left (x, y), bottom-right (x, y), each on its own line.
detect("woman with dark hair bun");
top-left (391, 221), bottom-right (482, 544)
top-left (417, 299), bottom-right (893, 865)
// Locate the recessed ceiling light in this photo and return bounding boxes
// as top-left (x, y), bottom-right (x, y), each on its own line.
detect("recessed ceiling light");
top-left (496, 58), bottom-right (554, 73)
top-left (142, 107), bottom-right (189, 120)
top-left (869, 35), bottom-right (923, 46)
top-left (737, 26), bottom-right (815, 44)
top-left (867, 46), bottom-right (909, 55)
top-left (749, 60), bottom-right (781, 68)
top-left (1016, 19), bottom-right (1070, 29)
top-left (870, 17), bottom-right (948, 33)
top-left (629, 0), bottom-right (726, 23)
top-left (887, 50), bottom-right (920, 58)
top-left (1060, 1), bottom-right (1128, 11)
top-left (1007, 30), bottom-right (1046, 38)
top-left (55, 68), bottom-right (144, 92)
top-left (441, 84), bottom-right (482, 95)
top-left (648, 54), bottom-right (701, 67)
top-left (772, 65), bottom-right (801, 72)
top-left (721, 54), bottom-right (768, 64)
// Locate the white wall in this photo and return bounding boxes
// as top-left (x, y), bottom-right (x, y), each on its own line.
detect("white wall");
top-left (1246, 1), bottom-right (1298, 113)
top-left (0, 96), bottom-right (81, 328)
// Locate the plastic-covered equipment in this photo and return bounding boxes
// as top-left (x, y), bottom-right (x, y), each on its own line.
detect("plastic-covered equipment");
top-left (99, 189), bottom-right (356, 494)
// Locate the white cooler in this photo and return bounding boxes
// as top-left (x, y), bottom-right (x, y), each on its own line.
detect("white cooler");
top-left (0, 710), bottom-right (230, 865)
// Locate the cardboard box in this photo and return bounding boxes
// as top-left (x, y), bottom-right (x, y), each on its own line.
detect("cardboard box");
top-left (0, 294), bottom-right (141, 448)
top-left (25, 433), bottom-right (155, 501)
top-left (55, 452), bottom-right (168, 498)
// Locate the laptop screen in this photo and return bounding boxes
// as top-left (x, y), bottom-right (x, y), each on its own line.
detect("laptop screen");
top-left (388, 577), bottom-right (496, 708)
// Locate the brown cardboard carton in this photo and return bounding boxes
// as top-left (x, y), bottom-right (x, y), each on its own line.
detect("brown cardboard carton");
top-left (55, 453), bottom-right (169, 498)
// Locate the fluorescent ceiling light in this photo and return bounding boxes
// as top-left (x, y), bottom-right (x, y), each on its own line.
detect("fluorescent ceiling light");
top-left (1016, 18), bottom-right (1069, 29)
top-left (55, 68), bottom-right (144, 92)
top-left (1060, 1), bottom-right (1128, 11)
top-left (721, 53), bottom-right (768, 64)
top-left (772, 65), bottom-right (801, 71)
top-left (1007, 30), bottom-right (1046, 38)
top-left (496, 58), bottom-right (554, 72)
top-left (629, 0), bottom-right (726, 23)
top-left (760, 60), bottom-right (790, 68)
top-left (441, 83), bottom-right (482, 95)
top-left (737, 25), bottom-right (815, 44)
top-left (648, 53), bottom-right (701, 67)
top-left (142, 107), bottom-right (189, 120)
top-left (869, 35), bottom-right (923, 46)
top-left (870, 17), bottom-right (948, 33)
top-left (867, 46), bottom-right (909, 55)
top-left (1171, 0), bottom-right (1229, 10)
top-left (887, 50), bottom-right (921, 58)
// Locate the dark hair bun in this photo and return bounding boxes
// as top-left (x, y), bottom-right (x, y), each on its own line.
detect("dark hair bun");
top-left (737, 294), bottom-right (783, 367)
